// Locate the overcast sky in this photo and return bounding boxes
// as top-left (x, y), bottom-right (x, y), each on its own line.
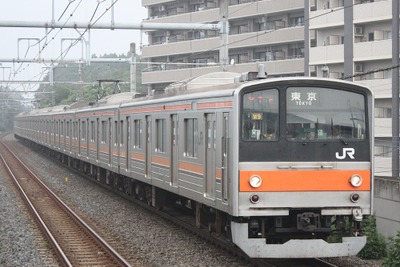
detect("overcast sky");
top-left (0, 0), bottom-right (148, 90)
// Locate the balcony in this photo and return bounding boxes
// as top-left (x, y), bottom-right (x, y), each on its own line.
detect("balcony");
top-left (309, 8), bottom-right (344, 29)
top-left (142, 37), bottom-right (220, 58)
top-left (229, 26), bottom-right (304, 49)
top-left (356, 79), bottom-right (391, 99)
top-left (354, 0), bottom-right (391, 24)
top-left (309, 44), bottom-right (344, 65)
top-left (354, 39), bottom-right (392, 61)
top-left (144, 0), bottom-right (304, 21)
top-left (229, 0), bottom-right (303, 20)
top-left (375, 118), bottom-right (392, 137)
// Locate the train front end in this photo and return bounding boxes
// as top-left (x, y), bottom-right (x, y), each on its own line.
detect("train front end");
top-left (231, 78), bottom-right (373, 258)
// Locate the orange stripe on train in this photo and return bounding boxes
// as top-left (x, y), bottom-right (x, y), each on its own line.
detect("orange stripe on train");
top-left (197, 101), bottom-right (233, 109)
top-left (152, 156), bottom-right (170, 167)
top-left (239, 170), bottom-right (371, 192)
top-left (179, 161), bottom-right (204, 175)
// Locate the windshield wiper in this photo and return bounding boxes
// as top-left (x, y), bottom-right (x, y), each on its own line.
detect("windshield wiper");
top-left (339, 136), bottom-right (348, 145)
top-left (302, 136), bottom-right (312, 145)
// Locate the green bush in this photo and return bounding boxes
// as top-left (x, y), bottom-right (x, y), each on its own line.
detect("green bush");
top-left (358, 216), bottom-right (386, 260)
top-left (382, 231), bottom-right (400, 267)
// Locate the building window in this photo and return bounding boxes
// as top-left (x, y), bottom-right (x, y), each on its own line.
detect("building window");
top-left (289, 16), bottom-right (304, 27)
top-left (375, 145), bottom-right (392, 158)
top-left (375, 107), bottom-right (392, 118)
top-left (184, 118), bottom-right (198, 158)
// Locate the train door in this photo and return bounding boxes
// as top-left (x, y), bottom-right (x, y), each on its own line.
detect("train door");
top-left (62, 120), bottom-right (66, 150)
top-left (78, 119), bottom-right (81, 155)
top-left (118, 119), bottom-right (124, 172)
top-left (67, 120), bottom-right (70, 151)
top-left (69, 120), bottom-right (73, 152)
top-left (170, 114), bottom-right (179, 186)
top-left (86, 119), bottom-right (90, 157)
top-left (108, 118), bottom-right (112, 165)
top-left (71, 120), bottom-right (75, 153)
top-left (205, 113), bottom-right (216, 199)
top-left (125, 117), bottom-right (130, 170)
top-left (145, 115), bottom-right (152, 178)
top-left (96, 118), bottom-right (100, 161)
top-left (58, 120), bottom-right (61, 149)
top-left (112, 119), bottom-right (120, 169)
top-left (222, 113), bottom-right (229, 202)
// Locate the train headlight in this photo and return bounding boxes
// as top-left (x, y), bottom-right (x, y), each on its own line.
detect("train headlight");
top-left (349, 174), bottom-right (363, 187)
top-left (249, 175), bottom-right (262, 188)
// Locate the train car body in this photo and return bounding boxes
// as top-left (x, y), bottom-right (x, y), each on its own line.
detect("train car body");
top-left (14, 73), bottom-right (373, 258)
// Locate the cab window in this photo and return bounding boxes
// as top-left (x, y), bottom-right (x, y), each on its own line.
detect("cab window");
top-left (242, 89), bottom-right (279, 141)
top-left (286, 87), bottom-right (366, 141)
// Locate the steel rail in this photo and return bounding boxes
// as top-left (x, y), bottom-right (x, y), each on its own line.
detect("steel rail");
top-left (0, 140), bottom-right (72, 267)
top-left (0, 137), bottom-right (131, 267)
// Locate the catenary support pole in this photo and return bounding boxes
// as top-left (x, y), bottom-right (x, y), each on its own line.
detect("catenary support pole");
top-left (392, 0), bottom-right (399, 178)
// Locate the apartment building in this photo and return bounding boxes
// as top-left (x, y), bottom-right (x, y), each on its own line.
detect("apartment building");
top-left (140, 0), bottom-right (400, 236)
top-left (308, 0), bottom-right (399, 237)
top-left (141, 0), bottom-right (305, 93)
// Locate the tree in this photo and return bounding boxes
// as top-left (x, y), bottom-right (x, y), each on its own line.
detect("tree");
top-left (35, 53), bottom-right (146, 107)
top-left (383, 231), bottom-right (400, 267)
top-left (0, 86), bottom-right (25, 131)
top-left (358, 215), bottom-right (386, 260)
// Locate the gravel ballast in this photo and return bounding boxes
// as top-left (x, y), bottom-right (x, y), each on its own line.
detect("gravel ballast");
top-left (0, 169), bottom-right (57, 267)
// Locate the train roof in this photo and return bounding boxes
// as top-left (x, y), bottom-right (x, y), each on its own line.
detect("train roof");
top-left (16, 73), bottom-right (372, 118)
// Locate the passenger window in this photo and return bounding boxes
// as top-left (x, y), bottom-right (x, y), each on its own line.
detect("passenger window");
top-left (91, 121), bottom-right (95, 142)
top-left (184, 118), bottom-right (198, 158)
top-left (134, 119), bottom-right (142, 149)
top-left (101, 120), bottom-right (107, 144)
top-left (155, 119), bottom-right (166, 152)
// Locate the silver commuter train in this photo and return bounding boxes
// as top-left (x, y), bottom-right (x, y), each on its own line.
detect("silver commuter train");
top-left (14, 73), bottom-right (374, 258)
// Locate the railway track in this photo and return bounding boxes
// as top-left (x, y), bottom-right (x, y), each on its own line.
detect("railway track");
top-left (0, 136), bottom-right (131, 267)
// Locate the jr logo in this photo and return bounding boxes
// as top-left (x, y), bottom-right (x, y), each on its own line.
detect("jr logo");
top-left (336, 148), bottom-right (355, 160)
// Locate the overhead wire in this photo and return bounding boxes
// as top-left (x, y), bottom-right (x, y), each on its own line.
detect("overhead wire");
top-left (11, 0), bottom-right (122, 93)
top-left (9, 0), bottom-right (85, 90)
top-left (31, 0), bottom-right (122, 103)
